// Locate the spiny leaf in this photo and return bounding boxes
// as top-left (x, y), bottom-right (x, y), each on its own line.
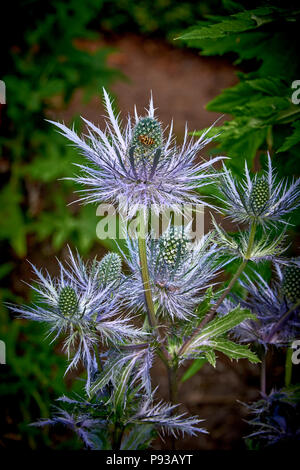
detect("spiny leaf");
top-left (186, 306), bottom-right (256, 351)
top-left (208, 338), bottom-right (260, 363)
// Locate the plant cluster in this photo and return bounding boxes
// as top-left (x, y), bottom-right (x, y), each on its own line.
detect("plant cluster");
top-left (10, 90), bottom-right (300, 449)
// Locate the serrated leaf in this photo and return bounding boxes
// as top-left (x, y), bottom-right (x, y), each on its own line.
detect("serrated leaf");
top-left (209, 338), bottom-right (260, 363)
top-left (178, 7), bottom-right (274, 41)
top-left (185, 306), bottom-right (255, 354)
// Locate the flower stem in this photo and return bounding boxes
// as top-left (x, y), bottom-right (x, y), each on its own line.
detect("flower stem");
top-left (179, 222), bottom-right (257, 358)
top-left (285, 344), bottom-right (293, 388)
top-left (137, 213), bottom-right (169, 367)
top-left (138, 234), bottom-right (157, 329)
top-left (168, 365), bottom-right (178, 405)
top-left (168, 365), bottom-right (178, 450)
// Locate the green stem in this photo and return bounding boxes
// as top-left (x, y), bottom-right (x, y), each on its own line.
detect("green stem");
top-left (168, 365), bottom-right (178, 405)
top-left (179, 222), bottom-right (257, 357)
top-left (168, 365), bottom-right (178, 450)
top-left (138, 235), bottom-right (157, 329)
top-left (285, 344), bottom-right (293, 388)
top-left (137, 213), bottom-right (169, 367)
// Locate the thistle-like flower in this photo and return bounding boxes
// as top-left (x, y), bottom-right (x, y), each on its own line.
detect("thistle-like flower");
top-left (218, 263), bottom-right (300, 346)
top-left (123, 226), bottom-right (222, 321)
top-left (9, 248), bottom-right (144, 388)
top-left (48, 89), bottom-right (224, 219)
top-left (219, 154), bottom-right (300, 227)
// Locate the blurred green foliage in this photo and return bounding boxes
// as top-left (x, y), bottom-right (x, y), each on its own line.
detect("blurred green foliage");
top-left (1, 0), bottom-right (119, 258)
top-left (1, 0), bottom-right (117, 449)
top-left (178, 1), bottom-right (300, 232)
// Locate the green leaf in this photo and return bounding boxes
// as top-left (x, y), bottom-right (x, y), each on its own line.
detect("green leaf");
top-left (177, 7), bottom-right (275, 41)
top-left (209, 338), bottom-right (260, 363)
top-left (181, 357), bottom-right (207, 383)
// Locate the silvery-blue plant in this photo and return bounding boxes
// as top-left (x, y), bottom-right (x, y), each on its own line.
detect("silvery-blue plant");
top-left (10, 90), bottom-right (300, 450)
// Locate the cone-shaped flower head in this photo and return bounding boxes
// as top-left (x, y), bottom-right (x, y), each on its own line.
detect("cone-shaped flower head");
top-left (249, 178), bottom-right (270, 215)
top-left (130, 116), bottom-right (163, 165)
top-left (159, 225), bottom-right (189, 268)
top-left (58, 286), bottom-right (79, 317)
top-left (282, 264), bottom-right (300, 303)
top-left (48, 89), bottom-right (224, 220)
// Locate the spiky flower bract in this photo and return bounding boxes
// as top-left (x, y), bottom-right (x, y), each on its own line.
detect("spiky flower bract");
top-left (48, 89), bottom-right (224, 220)
top-left (34, 378), bottom-right (206, 449)
top-left (218, 264), bottom-right (300, 347)
top-left (9, 248), bottom-right (144, 389)
top-left (124, 226), bottom-right (222, 321)
top-left (212, 215), bottom-right (288, 263)
top-left (219, 154), bottom-right (300, 227)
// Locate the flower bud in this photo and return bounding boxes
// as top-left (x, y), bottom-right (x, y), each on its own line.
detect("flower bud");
top-left (98, 252), bottom-right (122, 286)
top-left (249, 178), bottom-right (270, 214)
top-left (159, 226), bottom-right (189, 267)
top-left (282, 265), bottom-right (300, 303)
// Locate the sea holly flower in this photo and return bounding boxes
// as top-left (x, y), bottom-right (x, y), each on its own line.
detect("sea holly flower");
top-left (9, 249), bottom-right (144, 389)
top-left (218, 264), bottom-right (300, 347)
top-left (48, 89), bottom-right (224, 220)
top-left (218, 154), bottom-right (300, 227)
top-left (123, 226), bottom-right (222, 321)
top-left (212, 215), bottom-right (288, 262)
